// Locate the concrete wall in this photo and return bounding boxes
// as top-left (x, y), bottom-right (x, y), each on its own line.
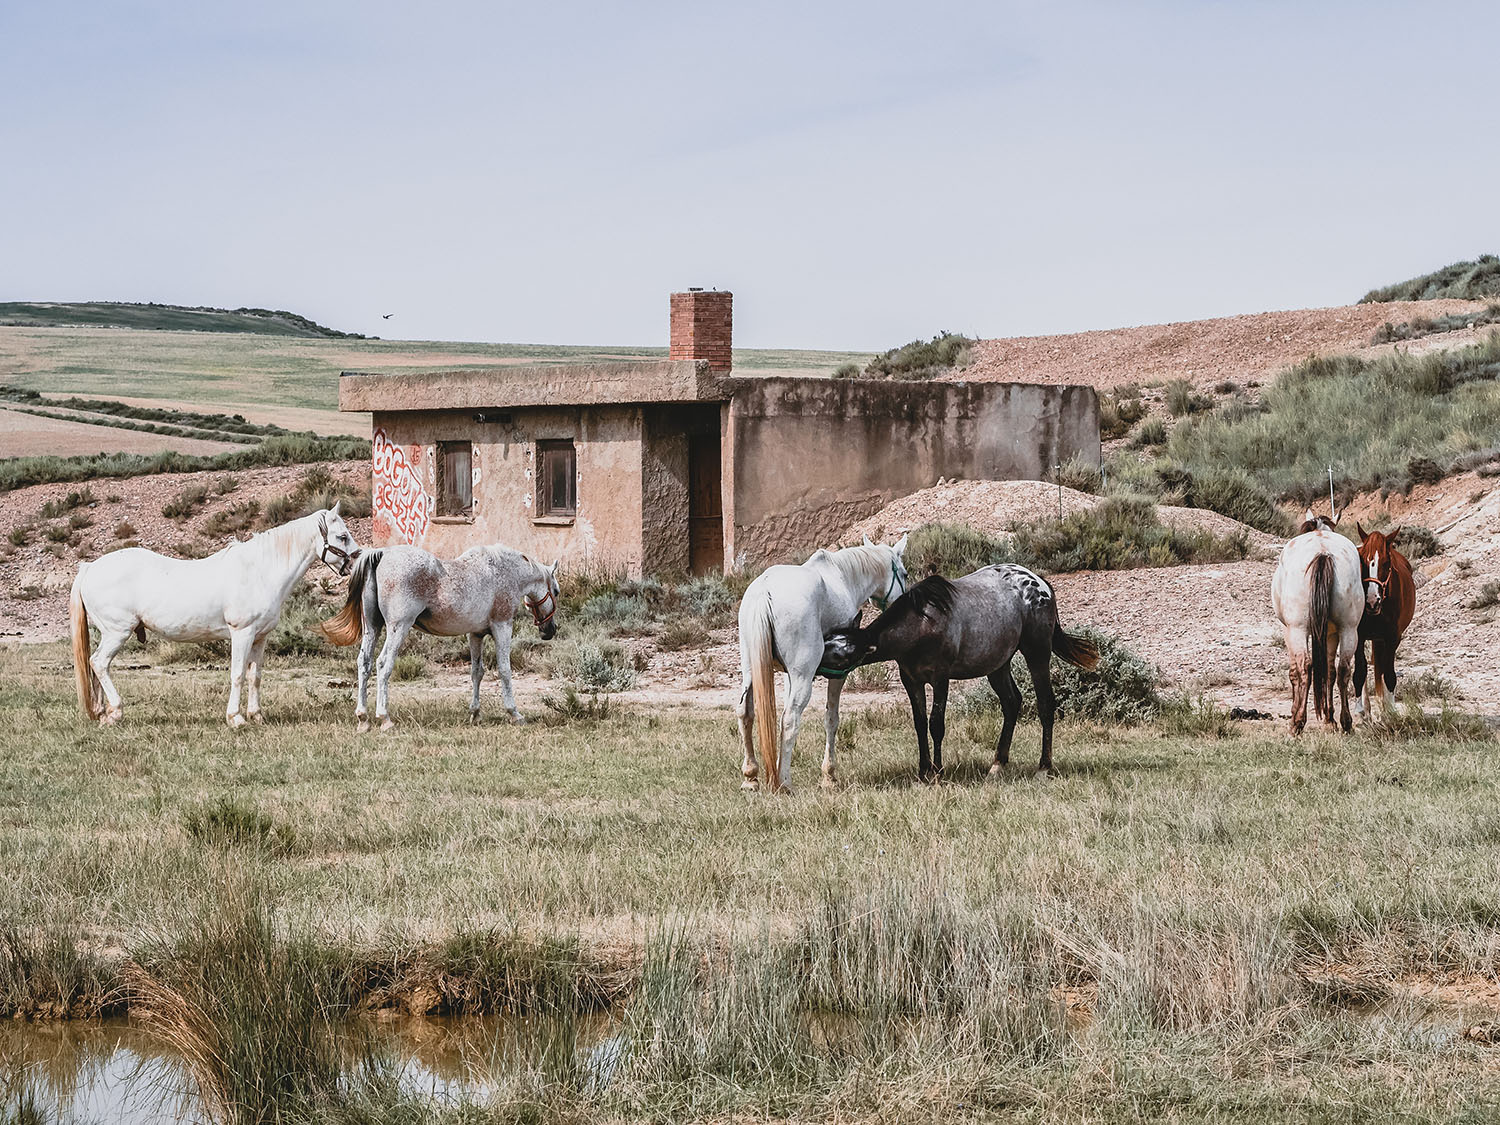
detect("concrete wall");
top-left (369, 405), bottom-right (646, 573)
top-left (727, 378), bottom-right (1099, 564)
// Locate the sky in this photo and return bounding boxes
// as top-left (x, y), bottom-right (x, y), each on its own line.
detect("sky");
top-left (3, 0), bottom-right (1497, 350)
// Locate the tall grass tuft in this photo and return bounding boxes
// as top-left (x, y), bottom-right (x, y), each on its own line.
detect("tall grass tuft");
top-left (849, 332), bottom-right (974, 381)
top-left (1361, 254), bottom-right (1500, 302)
top-left (125, 885), bottom-right (355, 1125)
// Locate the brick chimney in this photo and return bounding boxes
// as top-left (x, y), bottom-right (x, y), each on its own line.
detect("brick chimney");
top-left (669, 289), bottom-right (733, 372)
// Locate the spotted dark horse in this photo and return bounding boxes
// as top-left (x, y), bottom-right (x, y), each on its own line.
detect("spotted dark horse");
top-left (819, 565), bottom-right (1099, 779)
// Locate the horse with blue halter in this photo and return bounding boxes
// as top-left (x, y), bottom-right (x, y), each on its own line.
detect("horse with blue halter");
top-left (736, 536), bottom-right (909, 792)
top-left (818, 564), bottom-right (1098, 780)
top-left (1352, 523), bottom-right (1416, 720)
top-left (321, 543), bottom-right (560, 730)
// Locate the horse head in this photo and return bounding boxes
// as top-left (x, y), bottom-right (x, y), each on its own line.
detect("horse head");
top-left (1356, 522), bottom-right (1400, 613)
top-left (524, 559), bottom-right (562, 640)
top-left (1298, 507), bottom-right (1338, 535)
top-left (317, 501), bottom-right (362, 577)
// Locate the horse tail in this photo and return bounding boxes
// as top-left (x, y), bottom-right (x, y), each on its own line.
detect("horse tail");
top-left (743, 590), bottom-right (781, 790)
top-left (321, 549), bottom-right (380, 646)
top-left (1307, 552), bottom-right (1335, 715)
top-left (70, 568), bottom-right (103, 720)
top-left (1052, 625), bottom-right (1099, 670)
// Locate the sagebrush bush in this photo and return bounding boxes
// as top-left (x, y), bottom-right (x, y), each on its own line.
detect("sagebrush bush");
top-left (1129, 418), bottom-right (1168, 448)
top-left (582, 592), bottom-right (651, 634)
top-left (1393, 524), bottom-right (1440, 558)
top-left (1098, 391), bottom-right (1148, 439)
top-left (162, 483), bottom-right (212, 520)
top-left (852, 332), bottom-right (974, 380)
top-left (1361, 254), bottom-right (1500, 302)
top-left (1009, 495), bottom-right (1250, 572)
top-left (1055, 455), bottom-right (1102, 494)
top-left (905, 522), bottom-right (1011, 578)
top-left (1165, 379), bottom-right (1211, 417)
top-left (956, 627), bottom-right (1161, 725)
top-left (679, 575), bottom-right (735, 621)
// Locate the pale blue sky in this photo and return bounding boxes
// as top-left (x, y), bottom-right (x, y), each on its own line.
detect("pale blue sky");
top-left (3, 1), bottom-right (1495, 348)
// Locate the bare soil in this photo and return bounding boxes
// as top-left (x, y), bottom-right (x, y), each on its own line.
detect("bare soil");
top-left (953, 300), bottom-right (1491, 390)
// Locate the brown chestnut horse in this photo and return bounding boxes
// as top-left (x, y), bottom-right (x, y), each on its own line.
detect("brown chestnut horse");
top-left (1353, 524), bottom-right (1415, 719)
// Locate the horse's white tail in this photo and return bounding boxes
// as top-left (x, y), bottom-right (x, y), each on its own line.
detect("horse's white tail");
top-left (743, 590), bottom-right (781, 790)
top-left (70, 570), bottom-right (103, 720)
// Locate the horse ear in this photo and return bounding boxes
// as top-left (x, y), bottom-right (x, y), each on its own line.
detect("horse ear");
top-left (1356, 521), bottom-right (1367, 540)
top-left (1387, 526), bottom-right (1401, 545)
top-left (894, 533), bottom-right (908, 556)
top-left (330, 499), bottom-right (342, 518)
top-left (862, 533), bottom-right (872, 547)
top-left (550, 559), bottom-right (560, 576)
top-left (1328, 511), bottom-right (1340, 527)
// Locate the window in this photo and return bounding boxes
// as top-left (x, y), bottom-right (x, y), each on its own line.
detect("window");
top-left (437, 441), bottom-right (472, 516)
top-left (537, 440), bottom-right (576, 518)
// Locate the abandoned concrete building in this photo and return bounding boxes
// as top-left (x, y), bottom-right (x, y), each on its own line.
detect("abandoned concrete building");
top-left (339, 291), bottom-right (1099, 576)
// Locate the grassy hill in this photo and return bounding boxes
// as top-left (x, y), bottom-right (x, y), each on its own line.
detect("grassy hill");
top-left (0, 302), bottom-right (366, 338)
top-left (1360, 255), bottom-right (1500, 303)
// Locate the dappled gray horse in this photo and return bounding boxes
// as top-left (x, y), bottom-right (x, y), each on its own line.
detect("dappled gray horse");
top-left (321, 543), bottom-right (560, 730)
top-left (820, 564), bottom-right (1098, 778)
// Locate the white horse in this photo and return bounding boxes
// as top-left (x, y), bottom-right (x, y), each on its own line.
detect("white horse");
top-left (1271, 509), bottom-right (1363, 734)
top-left (70, 504), bottom-right (361, 726)
top-left (319, 543), bottom-right (561, 730)
top-left (736, 535), bottom-right (909, 792)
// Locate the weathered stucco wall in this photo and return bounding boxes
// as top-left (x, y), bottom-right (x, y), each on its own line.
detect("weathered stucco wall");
top-left (369, 406), bottom-right (646, 573)
top-left (728, 378), bottom-right (1099, 564)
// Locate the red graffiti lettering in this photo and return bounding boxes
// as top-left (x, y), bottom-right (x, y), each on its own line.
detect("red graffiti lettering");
top-left (371, 427), bottom-right (430, 544)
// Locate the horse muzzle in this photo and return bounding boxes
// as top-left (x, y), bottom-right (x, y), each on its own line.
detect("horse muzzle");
top-left (538, 620), bottom-right (557, 641)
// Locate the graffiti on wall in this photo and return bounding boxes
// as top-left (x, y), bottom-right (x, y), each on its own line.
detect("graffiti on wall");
top-left (372, 427), bottom-right (431, 543)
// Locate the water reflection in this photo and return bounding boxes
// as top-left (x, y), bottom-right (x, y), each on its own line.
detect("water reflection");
top-left (1, 1012), bottom-right (620, 1124)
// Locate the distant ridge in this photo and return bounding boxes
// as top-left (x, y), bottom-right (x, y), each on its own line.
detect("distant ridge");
top-left (0, 301), bottom-right (367, 339)
top-left (1360, 255), bottom-right (1500, 303)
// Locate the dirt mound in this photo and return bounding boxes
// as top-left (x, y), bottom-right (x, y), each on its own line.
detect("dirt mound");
top-left (952, 300), bottom-right (1490, 391)
top-left (841, 479), bottom-right (1276, 548)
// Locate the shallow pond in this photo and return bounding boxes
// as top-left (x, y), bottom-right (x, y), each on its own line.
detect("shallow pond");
top-left (1, 1012), bottom-right (622, 1123)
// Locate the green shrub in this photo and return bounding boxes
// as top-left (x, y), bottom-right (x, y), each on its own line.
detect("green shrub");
top-left (1470, 580), bottom-right (1500, 610)
top-left (202, 500), bottom-right (261, 538)
top-left (1055, 455), bottom-right (1102, 495)
top-left (391, 653), bottom-right (427, 681)
top-left (854, 332), bottom-right (974, 381)
top-left (581, 592), bottom-right (651, 634)
top-left (1099, 391), bottom-right (1148, 439)
top-left (1008, 495), bottom-right (1250, 573)
top-left (1361, 254), bottom-right (1500, 302)
top-left (39, 488), bottom-right (95, 519)
top-left (1165, 379), bottom-right (1212, 417)
top-left (956, 627), bottom-right (1161, 725)
top-left (7, 526), bottom-right (31, 547)
top-left (1129, 418), bottom-right (1168, 448)
top-left (162, 483), bottom-right (212, 519)
top-left (113, 520), bottom-right (136, 539)
top-left (568, 640), bottom-right (637, 692)
top-left (42, 523), bottom-right (69, 543)
top-left (656, 618), bottom-right (710, 651)
top-left (1189, 465), bottom-right (1291, 535)
top-left (905, 522), bottom-right (1012, 578)
top-left (831, 362), bottom-right (863, 379)
top-left (1394, 524), bottom-right (1440, 558)
top-left (67, 511), bottom-right (93, 530)
top-left (679, 575), bottom-right (735, 621)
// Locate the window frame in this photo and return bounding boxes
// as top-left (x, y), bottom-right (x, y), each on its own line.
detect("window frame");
top-left (536, 439), bottom-right (577, 520)
top-left (435, 440), bottom-right (474, 519)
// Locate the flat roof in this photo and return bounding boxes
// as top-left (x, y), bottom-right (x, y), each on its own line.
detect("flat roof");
top-left (338, 359), bottom-right (732, 412)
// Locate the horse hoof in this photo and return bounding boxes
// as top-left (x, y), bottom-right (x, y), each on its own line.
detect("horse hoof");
top-left (469, 711), bottom-right (481, 726)
top-left (511, 713), bottom-right (527, 726)
top-left (103, 709), bottom-right (123, 726)
top-left (356, 719), bottom-right (370, 734)
top-left (741, 778), bottom-right (759, 791)
top-left (987, 763), bottom-right (1003, 779)
top-left (379, 718), bottom-right (395, 732)
top-left (228, 714), bottom-right (247, 729)
top-left (249, 711), bottom-right (264, 725)
top-left (820, 773), bottom-right (838, 790)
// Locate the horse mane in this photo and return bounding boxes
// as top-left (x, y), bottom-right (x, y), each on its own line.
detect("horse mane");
top-left (823, 543), bottom-right (891, 590)
top-left (883, 574), bottom-right (957, 623)
top-left (242, 510), bottom-right (319, 568)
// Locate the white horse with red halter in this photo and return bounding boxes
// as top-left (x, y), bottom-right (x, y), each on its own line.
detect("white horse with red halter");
top-left (320, 542), bottom-right (560, 730)
top-left (736, 534), bottom-right (909, 792)
top-left (70, 504), bottom-right (362, 726)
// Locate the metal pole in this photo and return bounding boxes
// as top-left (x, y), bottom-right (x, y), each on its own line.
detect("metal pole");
top-left (1328, 464), bottom-right (1335, 520)
top-left (1056, 464), bottom-right (1062, 520)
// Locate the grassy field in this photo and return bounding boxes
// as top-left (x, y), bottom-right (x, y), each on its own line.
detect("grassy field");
top-left (0, 325), bottom-right (873, 419)
top-left (5, 640), bottom-right (1500, 1121)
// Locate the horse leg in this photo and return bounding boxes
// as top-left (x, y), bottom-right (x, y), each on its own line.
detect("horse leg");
top-left (900, 669), bottom-right (933, 782)
top-left (374, 617), bottom-right (415, 731)
top-left (1371, 638), bottom-right (1391, 720)
top-left (489, 620), bottom-right (524, 723)
top-left (1285, 626), bottom-right (1310, 735)
top-left (930, 679), bottom-right (949, 779)
top-left (986, 665), bottom-right (1022, 776)
top-left (1320, 630), bottom-right (1340, 730)
top-left (1353, 641), bottom-right (1369, 720)
top-left (91, 627), bottom-right (132, 724)
top-left (355, 620), bottom-right (378, 732)
top-left (469, 633), bottom-right (486, 724)
top-left (245, 635), bottom-right (268, 723)
top-left (736, 673), bottom-right (759, 790)
top-left (1022, 646), bottom-right (1058, 775)
top-left (1336, 630), bottom-right (1356, 733)
top-left (226, 627), bottom-right (254, 728)
top-left (775, 669), bottom-right (817, 793)
top-left (821, 675), bottom-right (845, 789)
